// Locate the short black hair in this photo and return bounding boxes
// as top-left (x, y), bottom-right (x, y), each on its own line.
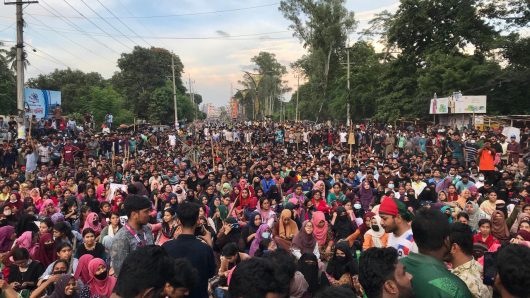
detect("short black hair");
top-left (411, 208), bottom-right (450, 251)
top-left (221, 243), bottom-right (240, 257)
top-left (496, 245), bottom-right (530, 297)
top-left (265, 249), bottom-right (296, 295)
top-left (359, 247), bottom-right (399, 298)
top-left (176, 202), bottom-right (199, 228)
top-left (449, 223), bottom-right (473, 256)
top-left (167, 258), bottom-right (198, 290)
top-left (478, 218), bottom-right (491, 228)
top-left (13, 247), bottom-right (29, 261)
top-left (229, 258), bottom-right (286, 298)
top-left (113, 245), bottom-right (174, 297)
top-left (457, 212), bottom-right (469, 221)
top-left (82, 227), bottom-right (95, 237)
top-left (124, 194), bottom-right (152, 217)
top-left (55, 242), bottom-right (73, 254)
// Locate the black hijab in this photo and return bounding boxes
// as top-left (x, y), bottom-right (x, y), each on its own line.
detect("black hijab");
top-left (326, 242), bottom-right (358, 280)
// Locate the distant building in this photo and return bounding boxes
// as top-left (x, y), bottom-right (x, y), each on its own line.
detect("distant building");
top-left (203, 103), bottom-right (221, 119)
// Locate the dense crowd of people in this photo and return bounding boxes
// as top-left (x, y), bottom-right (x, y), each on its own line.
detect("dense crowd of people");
top-left (0, 117), bottom-right (530, 298)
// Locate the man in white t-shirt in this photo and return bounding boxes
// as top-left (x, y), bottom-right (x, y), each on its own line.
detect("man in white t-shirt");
top-left (168, 134), bottom-right (176, 148)
top-left (379, 197), bottom-right (418, 258)
top-left (339, 130), bottom-right (347, 147)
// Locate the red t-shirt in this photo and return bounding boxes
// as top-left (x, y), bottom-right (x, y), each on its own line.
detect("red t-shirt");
top-left (473, 233), bottom-right (498, 249)
top-left (62, 145), bottom-right (79, 162)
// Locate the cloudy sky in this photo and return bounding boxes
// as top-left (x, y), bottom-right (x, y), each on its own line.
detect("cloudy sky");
top-left (0, 0), bottom-right (399, 107)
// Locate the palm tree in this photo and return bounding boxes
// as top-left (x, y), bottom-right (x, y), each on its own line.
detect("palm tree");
top-left (5, 45), bottom-right (29, 71)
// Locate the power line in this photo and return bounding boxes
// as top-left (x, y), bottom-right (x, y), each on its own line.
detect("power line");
top-left (79, 0), bottom-right (138, 47)
top-left (115, 0), bottom-right (158, 42)
top-left (6, 20), bottom-right (293, 40)
top-left (26, 3), bottom-right (280, 19)
top-left (24, 42), bottom-right (71, 68)
top-left (61, 0), bottom-right (132, 50)
top-left (38, 2), bottom-right (120, 54)
top-left (0, 23), bottom-right (14, 32)
top-left (25, 14), bottom-right (114, 63)
top-left (95, 0), bottom-right (153, 48)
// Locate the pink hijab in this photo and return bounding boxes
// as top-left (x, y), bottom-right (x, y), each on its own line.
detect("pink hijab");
top-left (311, 211), bottom-right (328, 246)
top-left (87, 258), bottom-right (116, 297)
top-left (15, 231), bottom-right (37, 258)
top-left (83, 212), bottom-right (103, 234)
top-left (30, 188), bottom-right (43, 211)
top-left (74, 254), bottom-right (94, 284)
top-left (96, 184), bottom-right (106, 202)
top-left (313, 181), bottom-right (325, 191)
top-left (39, 199), bottom-right (59, 216)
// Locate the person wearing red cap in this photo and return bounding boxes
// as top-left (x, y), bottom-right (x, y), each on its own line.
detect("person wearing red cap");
top-left (379, 198), bottom-right (417, 258)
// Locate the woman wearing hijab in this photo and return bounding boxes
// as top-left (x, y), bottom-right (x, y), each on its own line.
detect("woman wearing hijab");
top-left (241, 212), bottom-right (262, 252)
top-left (311, 211), bottom-right (333, 260)
top-left (0, 225), bottom-right (15, 254)
top-left (249, 224), bottom-right (273, 256)
top-left (256, 197), bottom-right (276, 227)
top-left (34, 232), bottom-right (56, 267)
top-left (362, 215), bottom-right (389, 250)
top-left (215, 217), bottom-right (243, 252)
top-left (14, 230), bottom-right (38, 259)
top-left (331, 206), bottom-right (356, 242)
top-left (297, 253), bottom-right (321, 295)
top-left (220, 182), bottom-right (232, 197)
top-left (491, 210), bottom-right (511, 243)
top-left (358, 181), bottom-right (375, 211)
top-left (48, 274), bottom-right (81, 298)
top-left (291, 221), bottom-right (319, 259)
top-left (212, 204), bottom-right (228, 232)
top-left (274, 209), bottom-right (298, 250)
top-left (465, 201), bottom-right (488, 232)
top-left (30, 188), bottom-right (43, 212)
top-left (440, 205), bottom-right (454, 223)
top-left (81, 258), bottom-right (116, 298)
top-left (39, 199), bottom-right (60, 219)
top-left (82, 212), bottom-right (103, 236)
top-left (325, 242), bottom-right (358, 288)
top-left (74, 254), bottom-right (94, 285)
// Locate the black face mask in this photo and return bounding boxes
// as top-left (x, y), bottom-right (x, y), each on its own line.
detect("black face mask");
top-left (95, 271), bottom-right (108, 280)
top-left (54, 270), bottom-right (67, 275)
top-left (372, 225), bottom-right (380, 232)
top-left (335, 256), bottom-right (346, 263)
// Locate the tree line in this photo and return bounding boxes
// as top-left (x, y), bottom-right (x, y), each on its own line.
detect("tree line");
top-left (261, 0), bottom-right (530, 122)
top-left (0, 46), bottom-right (203, 125)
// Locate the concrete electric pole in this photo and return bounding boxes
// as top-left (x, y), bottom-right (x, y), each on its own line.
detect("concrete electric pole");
top-left (5, 0), bottom-right (38, 126)
top-left (171, 53), bottom-right (178, 129)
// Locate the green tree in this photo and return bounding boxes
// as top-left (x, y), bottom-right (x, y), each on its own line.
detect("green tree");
top-left (148, 82), bottom-right (196, 125)
top-left (82, 86), bottom-right (133, 126)
top-left (387, 0), bottom-right (498, 61)
top-left (280, 0), bottom-right (356, 120)
top-left (112, 46), bottom-right (185, 119)
top-left (0, 44), bottom-right (16, 115)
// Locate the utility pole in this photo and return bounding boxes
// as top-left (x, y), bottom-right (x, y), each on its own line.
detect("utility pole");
top-left (171, 53), bottom-right (178, 129)
top-left (188, 74), bottom-right (195, 120)
top-left (347, 48), bottom-right (351, 127)
top-left (295, 74), bottom-right (300, 122)
top-left (5, 0), bottom-right (38, 127)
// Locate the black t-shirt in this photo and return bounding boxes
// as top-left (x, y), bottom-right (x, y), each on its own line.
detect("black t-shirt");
top-left (162, 234), bottom-right (216, 298)
top-left (76, 242), bottom-right (106, 259)
top-left (8, 261), bottom-right (45, 291)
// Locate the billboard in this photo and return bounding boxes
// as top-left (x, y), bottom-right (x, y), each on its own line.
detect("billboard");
top-left (24, 88), bottom-right (61, 119)
top-left (430, 97), bottom-right (449, 114)
top-left (430, 95), bottom-right (486, 114)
